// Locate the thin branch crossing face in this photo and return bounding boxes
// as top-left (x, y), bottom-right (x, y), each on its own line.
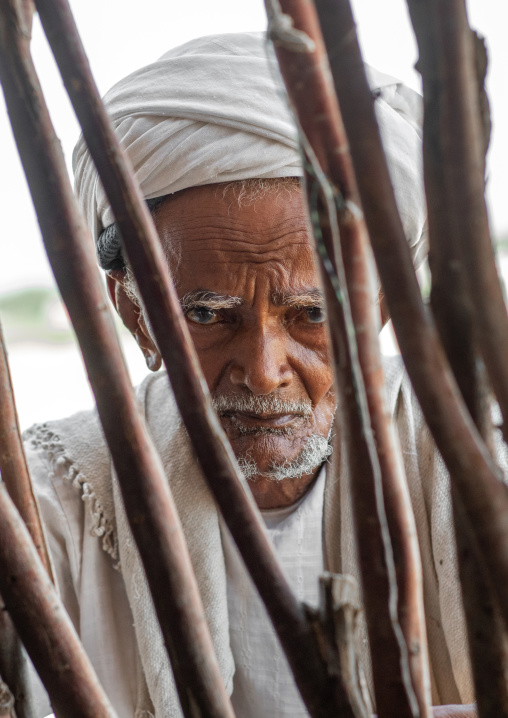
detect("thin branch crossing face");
top-left (267, 1), bottom-right (431, 715)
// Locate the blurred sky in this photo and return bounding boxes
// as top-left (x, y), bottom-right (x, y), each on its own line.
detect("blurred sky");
top-left (0, 0), bottom-right (507, 294)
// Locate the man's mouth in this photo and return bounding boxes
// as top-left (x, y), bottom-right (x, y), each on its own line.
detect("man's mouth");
top-left (220, 410), bottom-right (308, 435)
top-left (211, 395), bottom-right (313, 436)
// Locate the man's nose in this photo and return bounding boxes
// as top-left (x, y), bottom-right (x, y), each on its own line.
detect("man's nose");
top-left (229, 327), bottom-right (293, 395)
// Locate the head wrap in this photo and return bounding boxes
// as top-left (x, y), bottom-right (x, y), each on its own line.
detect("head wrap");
top-left (73, 32), bottom-right (427, 270)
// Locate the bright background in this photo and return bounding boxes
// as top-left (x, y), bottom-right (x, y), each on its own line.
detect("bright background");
top-left (0, 0), bottom-right (507, 430)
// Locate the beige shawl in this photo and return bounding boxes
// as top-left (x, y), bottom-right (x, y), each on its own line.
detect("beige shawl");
top-left (26, 357), bottom-right (476, 716)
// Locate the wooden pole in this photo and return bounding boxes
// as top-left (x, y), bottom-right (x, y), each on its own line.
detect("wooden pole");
top-left (0, 314), bottom-right (47, 718)
top-left (0, 480), bottom-right (116, 718)
top-left (0, 2), bottom-right (234, 716)
top-left (311, 0), bottom-right (508, 654)
top-left (0, 600), bottom-right (37, 718)
top-left (404, 1), bottom-right (508, 715)
top-left (0, 321), bottom-right (53, 578)
top-left (266, 2), bottom-right (432, 715)
top-left (414, 0), bottom-right (508, 446)
top-left (32, 0), bottom-right (357, 714)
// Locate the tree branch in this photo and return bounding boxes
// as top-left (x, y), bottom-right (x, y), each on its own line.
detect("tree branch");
top-left (0, 316), bottom-right (49, 718)
top-left (311, 0), bottom-right (508, 662)
top-left (401, 2), bottom-right (508, 715)
top-left (0, 600), bottom-right (37, 718)
top-left (29, 0), bottom-right (356, 714)
top-left (0, 321), bottom-right (53, 578)
top-left (267, 1), bottom-right (432, 715)
top-left (0, 480), bottom-right (116, 718)
top-left (414, 0), bottom-right (508, 445)
top-left (0, 2), bottom-right (235, 715)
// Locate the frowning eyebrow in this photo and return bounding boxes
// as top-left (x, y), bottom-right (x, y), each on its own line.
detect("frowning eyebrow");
top-left (179, 290), bottom-right (243, 311)
top-left (179, 288), bottom-right (325, 312)
top-left (272, 288), bottom-right (324, 308)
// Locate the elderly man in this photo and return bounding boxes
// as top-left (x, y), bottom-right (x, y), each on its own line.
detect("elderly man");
top-left (26, 33), bottom-right (475, 718)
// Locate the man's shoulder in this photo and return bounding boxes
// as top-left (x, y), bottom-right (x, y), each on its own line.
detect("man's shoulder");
top-left (23, 405), bottom-right (108, 482)
top-left (23, 404), bottom-right (112, 551)
top-left (23, 369), bottom-right (168, 475)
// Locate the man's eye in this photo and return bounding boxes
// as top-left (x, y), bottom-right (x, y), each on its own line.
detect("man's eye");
top-left (186, 306), bottom-right (219, 325)
top-left (304, 306), bottom-right (327, 324)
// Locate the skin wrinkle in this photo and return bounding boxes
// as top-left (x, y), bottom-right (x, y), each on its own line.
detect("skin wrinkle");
top-left (164, 211), bottom-right (303, 232)
top-left (108, 180), bottom-right (337, 509)
top-left (172, 232), bottom-right (309, 248)
top-left (164, 230), bottom-right (312, 271)
top-left (172, 238), bottom-right (310, 261)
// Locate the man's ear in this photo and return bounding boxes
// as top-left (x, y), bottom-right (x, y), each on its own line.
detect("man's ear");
top-left (106, 270), bottom-right (162, 372)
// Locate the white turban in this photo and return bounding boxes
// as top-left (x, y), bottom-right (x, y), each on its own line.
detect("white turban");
top-left (73, 32), bottom-right (427, 270)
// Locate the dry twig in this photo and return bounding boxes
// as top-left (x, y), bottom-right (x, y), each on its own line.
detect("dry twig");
top-left (404, 1), bottom-right (508, 714)
top-left (408, 0), bottom-right (508, 446)
top-left (0, 320), bottom-right (46, 718)
top-left (0, 602), bottom-right (37, 718)
top-left (311, 0), bottom-right (508, 673)
top-left (267, 1), bottom-right (432, 715)
top-left (31, 0), bottom-right (357, 714)
top-left (0, 322), bottom-right (52, 577)
top-left (0, 1), bottom-right (235, 715)
top-left (0, 480), bottom-right (116, 718)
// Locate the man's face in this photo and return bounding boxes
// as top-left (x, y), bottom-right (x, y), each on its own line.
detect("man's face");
top-left (142, 183), bottom-right (336, 508)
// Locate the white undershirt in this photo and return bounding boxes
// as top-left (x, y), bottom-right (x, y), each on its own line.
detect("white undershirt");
top-left (223, 467), bottom-right (326, 718)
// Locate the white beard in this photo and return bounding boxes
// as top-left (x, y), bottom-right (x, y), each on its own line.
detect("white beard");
top-left (236, 433), bottom-right (332, 482)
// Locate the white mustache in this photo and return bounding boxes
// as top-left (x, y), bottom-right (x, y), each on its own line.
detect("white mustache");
top-left (211, 394), bottom-right (313, 417)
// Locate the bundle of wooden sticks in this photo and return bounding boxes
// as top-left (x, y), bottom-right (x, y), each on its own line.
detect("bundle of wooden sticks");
top-left (0, 0), bottom-right (506, 716)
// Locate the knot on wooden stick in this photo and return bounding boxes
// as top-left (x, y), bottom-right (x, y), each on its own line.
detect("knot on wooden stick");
top-left (340, 199), bottom-right (364, 226)
top-left (265, 0), bottom-right (316, 53)
top-left (306, 573), bottom-right (372, 718)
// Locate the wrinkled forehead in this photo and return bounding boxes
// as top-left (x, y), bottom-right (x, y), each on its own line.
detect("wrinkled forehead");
top-left (153, 182), bottom-right (319, 295)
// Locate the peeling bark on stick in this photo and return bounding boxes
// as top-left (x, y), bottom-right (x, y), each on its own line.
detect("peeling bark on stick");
top-left (306, 574), bottom-right (373, 718)
top-left (30, 0), bottom-right (353, 715)
top-left (0, 3), bottom-right (235, 717)
top-left (311, 0), bottom-right (508, 653)
top-left (267, 1), bottom-right (432, 716)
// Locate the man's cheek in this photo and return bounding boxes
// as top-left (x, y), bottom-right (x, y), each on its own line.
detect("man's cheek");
top-left (190, 345), bottom-right (225, 390)
top-left (312, 389), bottom-right (337, 432)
